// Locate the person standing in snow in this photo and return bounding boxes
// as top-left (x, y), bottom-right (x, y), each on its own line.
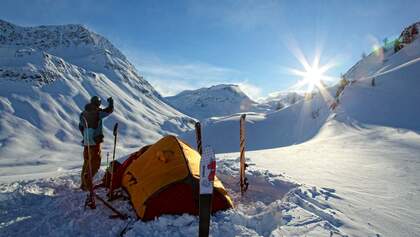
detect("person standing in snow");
top-left (79, 96), bottom-right (114, 191)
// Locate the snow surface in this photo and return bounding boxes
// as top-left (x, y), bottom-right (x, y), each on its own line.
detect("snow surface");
top-left (0, 159), bottom-right (347, 237)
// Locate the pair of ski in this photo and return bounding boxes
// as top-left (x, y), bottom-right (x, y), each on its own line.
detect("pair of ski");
top-left (82, 118), bottom-right (127, 220)
top-left (196, 115), bottom-right (248, 237)
top-left (195, 122), bottom-right (214, 237)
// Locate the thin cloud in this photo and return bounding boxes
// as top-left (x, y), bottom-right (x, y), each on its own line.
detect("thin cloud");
top-left (132, 56), bottom-right (260, 97)
top-left (186, 0), bottom-right (283, 30)
top-left (141, 62), bottom-right (239, 83)
top-left (236, 81), bottom-right (262, 101)
top-left (123, 47), bottom-right (263, 99)
top-left (141, 62), bottom-right (241, 96)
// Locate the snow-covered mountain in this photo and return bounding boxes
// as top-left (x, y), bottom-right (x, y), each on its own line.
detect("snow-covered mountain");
top-left (0, 20), bottom-right (194, 178)
top-left (165, 84), bottom-right (264, 120)
top-left (258, 91), bottom-right (304, 111)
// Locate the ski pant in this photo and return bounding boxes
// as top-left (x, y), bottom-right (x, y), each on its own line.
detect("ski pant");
top-left (81, 144), bottom-right (102, 190)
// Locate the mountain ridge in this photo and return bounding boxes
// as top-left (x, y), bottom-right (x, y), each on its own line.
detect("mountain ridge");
top-left (166, 83), bottom-right (305, 120)
top-left (0, 20), bottom-right (194, 175)
top-left (165, 84), bottom-right (262, 120)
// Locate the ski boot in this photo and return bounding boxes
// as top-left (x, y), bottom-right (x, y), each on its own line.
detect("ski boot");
top-left (84, 194), bottom-right (96, 210)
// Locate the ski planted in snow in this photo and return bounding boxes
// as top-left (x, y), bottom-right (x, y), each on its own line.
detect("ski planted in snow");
top-left (240, 114), bottom-right (249, 196)
top-left (108, 122), bottom-right (119, 200)
top-left (195, 121), bottom-right (203, 155)
top-left (199, 146), bottom-right (216, 237)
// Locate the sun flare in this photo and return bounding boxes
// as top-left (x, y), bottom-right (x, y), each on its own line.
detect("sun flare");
top-left (288, 58), bottom-right (336, 93)
top-left (285, 42), bottom-right (337, 93)
top-left (300, 64), bottom-right (325, 91)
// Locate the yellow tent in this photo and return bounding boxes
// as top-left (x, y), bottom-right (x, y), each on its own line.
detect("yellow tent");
top-left (121, 135), bottom-right (233, 220)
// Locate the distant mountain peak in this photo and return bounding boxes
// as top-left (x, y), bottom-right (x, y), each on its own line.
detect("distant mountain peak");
top-left (0, 19), bottom-right (193, 158)
top-left (0, 19), bottom-right (126, 62)
top-left (165, 84), bottom-right (264, 120)
top-left (0, 19), bottom-right (17, 30)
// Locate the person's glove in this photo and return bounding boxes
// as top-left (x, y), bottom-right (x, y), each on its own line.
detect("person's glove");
top-left (107, 97), bottom-right (114, 105)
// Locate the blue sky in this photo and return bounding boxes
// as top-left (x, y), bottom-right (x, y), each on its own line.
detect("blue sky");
top-left (1, 0), bottom-right (419, 99)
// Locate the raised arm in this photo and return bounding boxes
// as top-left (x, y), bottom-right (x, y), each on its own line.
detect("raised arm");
top-left (99, 97), bottom-right (114, 118)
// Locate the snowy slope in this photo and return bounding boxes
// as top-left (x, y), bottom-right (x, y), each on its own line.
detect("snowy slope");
top-left (181, 86), bottom-right (335, 153)
top-left (179, 31), bottom-right (420, 236)
top-left (0, 20), bottom-right (194, 180)
top-left (218, 121), bottom-right (420, 236)
top-left (165, 84), bottom-right (266, 120)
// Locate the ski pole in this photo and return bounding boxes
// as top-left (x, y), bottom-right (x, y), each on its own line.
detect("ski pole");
top-left (105, 152), bottom-right (109, 190)
top-left (240, 114), bottom-right (248, 196)
top-left (108, 122), bottom-right (119, 200)
top-left (95, 195), bottom-right (127, 220)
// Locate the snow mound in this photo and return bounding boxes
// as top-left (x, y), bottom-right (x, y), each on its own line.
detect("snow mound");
top-left (181, 87), bottom-right (334, 153)
top-left (336, 37), bottom-right (420, 131)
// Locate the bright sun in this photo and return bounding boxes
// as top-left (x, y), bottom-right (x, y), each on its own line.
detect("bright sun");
top-left (285, 43), bottom-right (337, 92)
top-left (300, 64), bottom-right (328, 92)
top-left (289, 59), bottom-right (335, 92)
